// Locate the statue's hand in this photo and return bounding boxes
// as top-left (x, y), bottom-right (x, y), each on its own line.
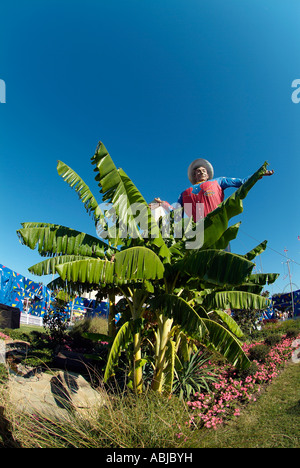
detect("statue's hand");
top-left (263, 169), bottom-right (274, 176)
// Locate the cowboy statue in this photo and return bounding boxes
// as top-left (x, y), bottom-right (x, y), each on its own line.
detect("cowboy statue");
top-left (150, 158), bottom-right (274, 222)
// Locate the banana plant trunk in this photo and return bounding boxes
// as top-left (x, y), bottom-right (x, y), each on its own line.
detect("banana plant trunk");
top-left (151, 313), bottom-right (173, 393)
top-left (133, 330), bottom-right (143, 394)
top-left (108, 293), bottom-right (117, 338)
top-left (131, 292), bottom-right (147, 394)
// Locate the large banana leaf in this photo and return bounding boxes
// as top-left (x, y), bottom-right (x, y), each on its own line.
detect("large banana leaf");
top-left (57, 161), bottom-right (106, 227)
top-left (91, 142), bottom-right (170, 261)
top-left (178, 249), bottom-right (255, 287)
top-left (17, 223), bottom-right (106, 258)
top-left (214, 310), bottom-right (244, 338)
top-left (202, 318), bottom-right (250, 369)
top-left (114, 246), bottom-right (164, 280)
top-left (208, 222), bottom-right (241, 250)
top-left (47, 275), bottom-right (99, 296)
top-left (243, 240), bottom-right (268, 260)
top-left (228, 272), bottom-right (279, 294)
top-left (203, 290), bottom-right (270, 310)
top-left (56, 258), bottom-right (115, 284)
top-left (55, 246), bottom-right (165, 284)
top-left (231, 282), bottom-right (265, 295)
top-left (202, 162), bottom-right (268, 249)
top-left (104, 320), bottom-right (133, 382)
top-left (248, 272), bottom-right (279, 285)
top-left (28, 255), bottom-right (92, 276)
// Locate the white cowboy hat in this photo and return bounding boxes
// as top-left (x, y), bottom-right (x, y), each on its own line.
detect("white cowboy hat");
top-left (187, 158), bottom-right (214, 184)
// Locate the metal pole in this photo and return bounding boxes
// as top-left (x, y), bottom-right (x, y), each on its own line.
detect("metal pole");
top-left (286, 259), bottom-right (295, 318)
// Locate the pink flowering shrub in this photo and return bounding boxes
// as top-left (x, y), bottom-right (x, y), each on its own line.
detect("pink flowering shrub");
top-left (186, 334), bottom-right (300, 431)
top-left (0, 331), bottom-right (10, 340)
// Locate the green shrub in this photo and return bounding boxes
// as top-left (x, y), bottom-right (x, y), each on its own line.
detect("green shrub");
top-left (0, 328), bottom-right (31, 342)
top-left (173, 350), bottom-right (219, 400)
top-left (43, 304), bottom-right (70, 347)
top-left (0, 364), bottom-right (8, 384)
top-left (264, 334), bottom-right (282, 346)
top-left (285, 328), bottom-right (299, 339)
top-left (248, 344), bottom-right (270, 362)
top-left (235, 360), bottom-right (259, 379)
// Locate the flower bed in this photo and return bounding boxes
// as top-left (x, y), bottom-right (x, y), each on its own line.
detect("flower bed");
top-left (186, 334), bottom-right (300, 430)
top-left (0, 332), bottom-right (10, 341)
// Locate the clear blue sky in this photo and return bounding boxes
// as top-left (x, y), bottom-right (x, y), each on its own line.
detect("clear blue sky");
top-left (0, 0), bottom-right (299, 295)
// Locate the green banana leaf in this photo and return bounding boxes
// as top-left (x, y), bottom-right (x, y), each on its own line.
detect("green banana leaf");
top-left (203, 290), bottom-right (270, 310)
top-left (47, 275), bottom-right (99, 296)
top-left (91, 141), bottom-right (171, 261)
top-left (243, 240), bottom-right (268, 260)
top-left (228, 272), bottom-right (279, 294)
top-left (17, 223), bottom-right (107, 258)
top-left (208, 222), bottom-right (241, 250)
top-left (104, 320), bottom-right (133, 382)
top-left (214, 310), bottom-right (244, 338)
top-left (56, 258), bottom-right (115, 284)
top-left (57, 160), bottom-right (106, 227)
top-left (202, 318), bottom-right (250, 369)
top-left (55, 246), bottom-right (165, 285)
top-left (82, 332), bottom-right (114, 344)
top-left (248, 272), bottom-right (279, 285)
top-left (231, 282), bottom-right (264, 295)
top-left (178, 249), bottom-right (255, 287)
top-left (202, 162), bottom-right (268, 249)
top-left (28, 255), bottom-right (92, 276)
top-left (114, 246), bottom-right (164, 280)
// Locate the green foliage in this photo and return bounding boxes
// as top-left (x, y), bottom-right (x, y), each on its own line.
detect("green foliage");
top-left (248, 344), bottom-right (270, 362)
top-left (17, 223), bottom-right (106, 258)
top-left (204, 291), bottom-right (269, 311)
top-left (173, 350), bottom-right (219, 400)
top-left (264, 334), bottom-right (282, 346)
top-left (0, 328), bottom-right (31, 342)
top-left (17, 140), bottom-right (277, 395)
top-left (231, 309), bottom-right (262, 337)
top-left (252, 318), bottom-right (300, 342)
top-left (43, 303), bottom-right (70, 347)
top-left (57, 160), bottom-right (104, 225)
top-left (202, 319), bottom-right (250, 369)
top-left (286, 328), bottom-right (300, 339)
top-left (0, 364), bottom-right (8, 384)
top-left (179, 250), bottom-right (255, 287)
top-left (91, 141), bottom-right (170, 260)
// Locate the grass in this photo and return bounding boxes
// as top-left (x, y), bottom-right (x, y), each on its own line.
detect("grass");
top-left (1, 361), bottom-right (298, 448)
top-left (186, 362), bottom-right (300, 448)
top-left (0, 383), bottom-right (192, 448)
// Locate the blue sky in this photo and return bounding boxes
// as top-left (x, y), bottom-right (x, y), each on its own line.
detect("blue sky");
top-left (0, 0), bottom-right (299, 295)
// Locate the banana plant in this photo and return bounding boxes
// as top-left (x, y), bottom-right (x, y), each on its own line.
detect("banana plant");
top-left (17, 140), bottom-right (278, 396)
top-left (56, 245), bottom-right (164, 393)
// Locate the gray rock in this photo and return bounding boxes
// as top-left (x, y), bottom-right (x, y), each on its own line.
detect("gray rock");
top-left (8, 370), bottom-right (106, 420)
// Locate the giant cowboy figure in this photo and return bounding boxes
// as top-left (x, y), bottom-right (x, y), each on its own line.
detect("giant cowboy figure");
top-left (150, 158), bottom-right (274, 221)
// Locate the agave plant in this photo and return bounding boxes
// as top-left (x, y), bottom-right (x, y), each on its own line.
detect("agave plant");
top-left (17, 141), bottom-right (278, 395)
